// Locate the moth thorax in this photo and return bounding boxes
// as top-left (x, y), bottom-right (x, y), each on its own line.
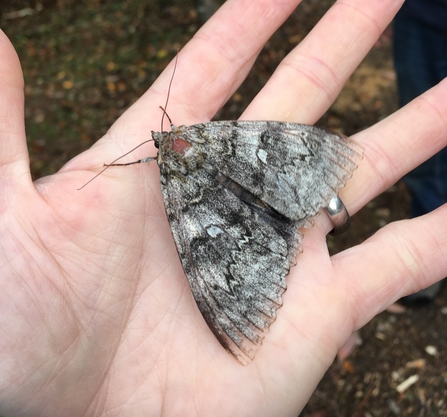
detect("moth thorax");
top-left (171, 136), bottom-right (192, 155)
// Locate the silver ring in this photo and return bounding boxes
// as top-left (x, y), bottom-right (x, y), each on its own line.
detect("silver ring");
top-left (325, 196), bottom-right (350, 235)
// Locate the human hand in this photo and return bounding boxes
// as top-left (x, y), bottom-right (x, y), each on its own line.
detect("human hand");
top-left (1, 0), bottom-right (446, 416)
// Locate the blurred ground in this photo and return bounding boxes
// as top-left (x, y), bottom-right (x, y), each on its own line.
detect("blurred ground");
top-left (1, 1), bottom-right (446, 416)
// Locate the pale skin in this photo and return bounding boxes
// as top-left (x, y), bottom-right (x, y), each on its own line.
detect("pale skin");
top-left (1, 0), bottom-right (447, 415)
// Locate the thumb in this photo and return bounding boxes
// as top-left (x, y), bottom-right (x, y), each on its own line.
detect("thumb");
top-left (0, 30), bottom-right (31, 186)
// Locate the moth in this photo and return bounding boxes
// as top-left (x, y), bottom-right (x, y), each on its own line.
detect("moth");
top-left (79, 71), bottom-right (363, 363)
top-left (138, 119), bottom-right (363, 364)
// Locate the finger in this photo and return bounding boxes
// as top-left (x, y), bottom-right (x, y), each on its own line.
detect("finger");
top-left (113, 0), bottom-right (304, 136)
top-left (75, 0), bottom-right (305, 166)
top-left (0, 30), bottom-right (30, 182)
top-left (345, 78), bottom-right (447, 212)
top-left (243, 0), bottom-right (404, 121)
top-left (333, 203), bottom-right (447, 329)
top-left (160, 0), bottom-right (304, 122)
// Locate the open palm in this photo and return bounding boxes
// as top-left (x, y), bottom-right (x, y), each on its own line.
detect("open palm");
top-left (1, 0), bottom-right (447, 416)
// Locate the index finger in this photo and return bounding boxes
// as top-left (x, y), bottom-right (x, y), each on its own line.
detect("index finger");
top-left (119, 0), bottom-right (305, 134)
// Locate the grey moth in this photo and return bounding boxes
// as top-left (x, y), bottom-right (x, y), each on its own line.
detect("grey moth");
top-left (141, 120), bottom-right (363, 364)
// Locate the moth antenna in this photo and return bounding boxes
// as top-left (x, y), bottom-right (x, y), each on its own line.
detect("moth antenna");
top-left (159, 106), bottom-right (173, 126)
top-left (161, 52), bottom-right (178, 131)
top-left (79, 52), bottom-right (179, 191)
top-left (77, 139), bottom-right (154, 190)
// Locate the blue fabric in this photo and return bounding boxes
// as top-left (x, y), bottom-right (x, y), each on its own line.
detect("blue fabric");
top-left (399, 0), bottom-right (447, 34)
top-left (393, 11), bottom-right (447, 217)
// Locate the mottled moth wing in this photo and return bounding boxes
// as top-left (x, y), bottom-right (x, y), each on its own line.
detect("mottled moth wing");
top-left (192, 121), bottom-right (363, 221)
top-left (158, 160), bottom-right (304, 364)
top-left (153, 120), bottom-right (363, 364)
